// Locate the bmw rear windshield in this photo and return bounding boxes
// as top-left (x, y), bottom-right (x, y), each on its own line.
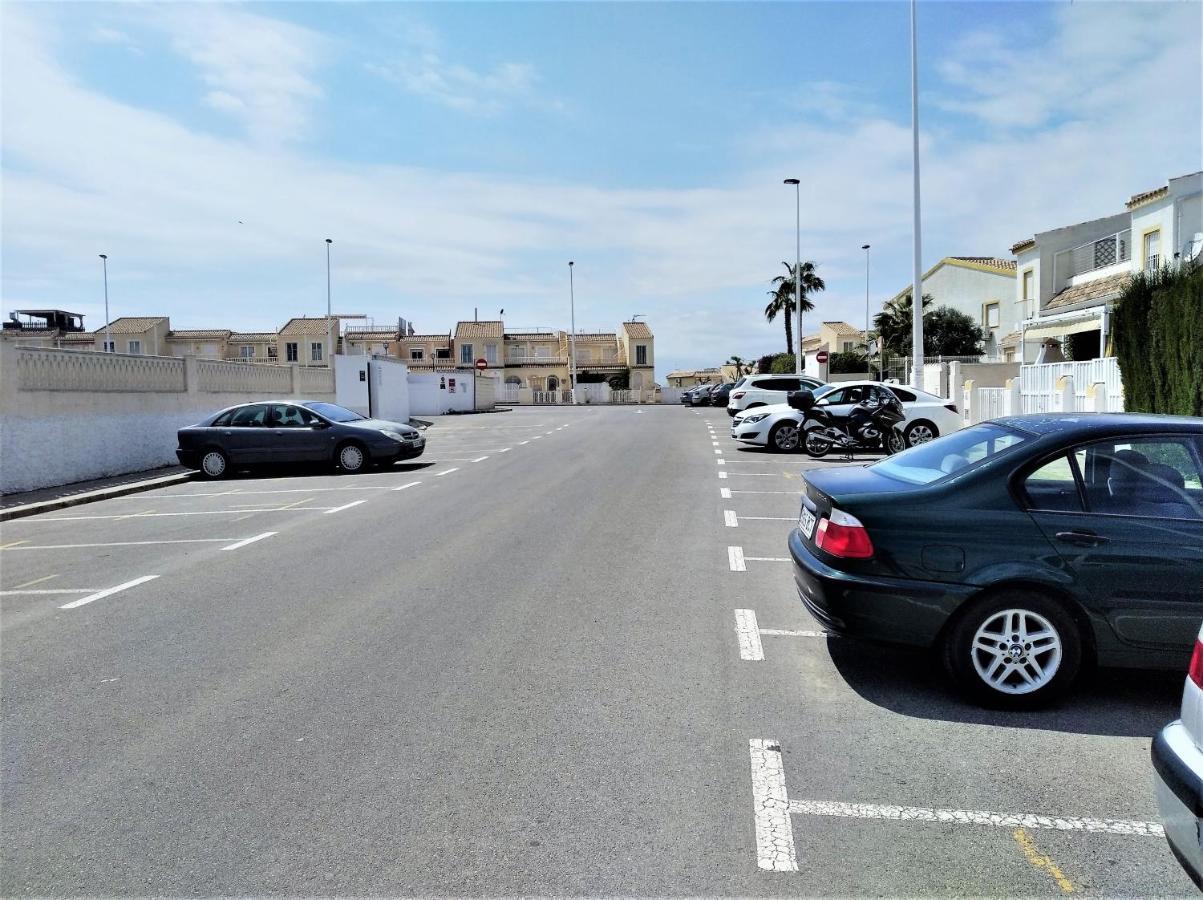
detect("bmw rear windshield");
top-left (871, 423), bottom-right (1029, 485)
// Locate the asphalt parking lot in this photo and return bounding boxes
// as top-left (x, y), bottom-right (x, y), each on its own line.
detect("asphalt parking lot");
top-left (1, 405), bottom-right (1195, 895)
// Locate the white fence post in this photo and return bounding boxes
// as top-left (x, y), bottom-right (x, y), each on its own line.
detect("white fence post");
top-left (948, 361), bottom-right (962, 402)
top-left (962, 378), bottom-right (974, 424)
top-left (1088, 381), bottom-right (1108, 412)
top-left (1006, 378), bottom-right (1020, 416)
top-left (1056, 374), bottom-right (1075, 412)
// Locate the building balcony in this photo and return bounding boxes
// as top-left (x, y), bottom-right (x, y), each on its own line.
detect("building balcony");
top-left (1053, 229), bottom-right (1132, 293)
top-left (505, 356), bottom-right (568, 366)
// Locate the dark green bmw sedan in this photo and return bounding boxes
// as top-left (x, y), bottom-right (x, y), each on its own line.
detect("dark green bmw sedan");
top-left (788, 413), bottom-right (1203, 708)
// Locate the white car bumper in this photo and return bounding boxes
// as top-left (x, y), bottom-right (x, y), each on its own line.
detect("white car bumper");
top-left (1154, 719), bottom-right (1203, 888)
top-left (731, 420), bottom-right (769, 445)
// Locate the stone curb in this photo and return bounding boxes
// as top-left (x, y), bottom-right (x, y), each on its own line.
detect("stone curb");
top-left (0, 473), bottom-right (193, 522)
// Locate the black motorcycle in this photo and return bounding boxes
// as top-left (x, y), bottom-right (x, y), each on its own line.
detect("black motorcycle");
top-left (787, 386), bottom-right (907, 458)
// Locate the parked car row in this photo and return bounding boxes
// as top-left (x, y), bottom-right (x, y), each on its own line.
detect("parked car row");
top-left (176, 401), bottom-right (425, 478)
top-left (679, 382), bottom-right (736, 406)
top-left (732, 381), bottom-right (962, 452)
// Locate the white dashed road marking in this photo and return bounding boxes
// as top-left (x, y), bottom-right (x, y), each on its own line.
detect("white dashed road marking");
top-left (59, 575), bottom-right (160, 610)
top-left (760, 628), bottom-right (826, 637)
top-left (2, 539), bottom-right (235, 551)
top-left (735, 609), bottom-right (765, 660)
top-left (392, 481), bottom-right (422, 491)
top-left (739, 516), bottom-right (796, 521)
top-left (788, 800), bottom-right (1165, 837)
top-left (718, 471), bottom-right (728, 479)
top-left (1, 588), bottom-right (103, 596)
top-left (724, 510), bottom-right (739, 527)
top-left (433, 468), bottom-right (460, 477)
top-left (714, 449), bottom-right (722, 455)
top-left (324, 499), bottom-right (368, 515)
top-left (472, 456), bottom-right (489, 462)
top-left (728, 546), bottom-right (746, 571)
top-left (221, 532), bottom-right (277, 551)
top-left (720, 487), bottom-right (732, 499)
top-left (717, 459), bottom-right (725, 466)
top-left (749, 740), bottom-right (798, 872)
top-left (746, 556), bottom-right (790, 563)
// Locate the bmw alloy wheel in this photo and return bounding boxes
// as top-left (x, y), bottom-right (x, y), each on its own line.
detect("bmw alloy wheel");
top-left (969, 608), bottom-right (1062, 696)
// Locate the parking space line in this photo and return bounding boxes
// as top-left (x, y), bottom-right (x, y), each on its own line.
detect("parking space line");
top-left (12, 574), bottom-right (59, 589)
top-left (787, 800), bottom-right (1164, 837)
top-left (0, 540), bottom-right (29, 549)
top-left (729, 490), bottom-right (798, 495)
top-left (728, 546), bottom-right (746, 571)
top-left (277, 497), bottom-right (313, 510)
top-left (717, 459), bottom-right (725, 466)
top-left (532, 436), bottom-right (543, 440)
top-left (59, 575), bottom-right (159, 610)
top-left (725, 472), bottom-right (786, 477)
top-left (499, 448), bottom-right (511, 453)
top-left (745, 556), bottom-right (790, 563)
top-left (471, 456), bottom-right (489, 462)
top-left (759, 628), bottom-right (826, 637)
top-left (392, 481), bottom-right (422, 491)
top-left (156, 487), bottom-right (388, 496)
top-left (724, 510), bottom-right (738, 527)
top-left (221, 532), bottom-right (277, 551)
top-left (735, 609), bottom-right (765, 660)
top-left (739, 516), bottom-right (796, 521)
top-left (714, 449), bottom-right (722, 455)
top-left (749, 740), bottom-right (798, 872)
top-left (324, 500), bottom-right (367, 515)
top-left (37, 509), bottom-right (338, 520)
top-left (718, 471), bottom-right (728, 479)
top-left (720, 487), bottom-right (732, 499)
top-left (433, 468), bottom-right (460, 477)
top-left (519, 441), bottom-right (530, 445)
top-left (1013, 827), bottom-right (1076, 895)
top-left (3, 538), bottom-right (236, 551)
top-left (2, 588), bottom-right (100, 596)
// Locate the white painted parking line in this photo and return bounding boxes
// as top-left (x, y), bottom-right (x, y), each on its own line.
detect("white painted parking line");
top-left (392, 481), bottom-right (422, 491)
top-left (519, 441), bottom-right (530, 445)
top-left (746, 556), bottom-right (791, 563)
top-left (718, 471), bottom-right (728, 479)
top-left (712, 441), bottom-right (720, 446)
top-left (532, 436), bottom-right (543, 440)
top-left (324, 499), bottom-right (368, 515)
top-left (787, 800), bottom-right (1165, 837)
top-left (433, 468), bottom-right (460, 477)
top-left (725, 472), bottom-right (788, 477)
top-left (1, 538), bottom-right (240, 551)
top-left (739, 516), bottom-right (796, 521)
top-left (471, 456), bottom-right (489, 462)
top-left (729, 489), bottom-right (799, 495)
top-left (221, 532), bottom-right (277, 551)
top-left (154, 487), bottom-right (388, 497)
top-left (735, 609), bottom-right (765, 660)
top-left (760, 628), bottom-right (826, 637)
top-left (720, 487), bottom-right (732, 499)
top-left (728, 546), bottom-right (746, 571)
top-left (37, 509), bottom-right (338, 520)
top-left (749, 740), bottom-right (798, 872)
top-left (714, 449), bottom-right (722, 455)
top-left (59, 575), bottom-right (159, 610)
top-left (717, 459), bottom-right (725, 466)
top-left (2, 588), bottom-right (102, 596)
top-left (499, 448), bottom-right (511, 453)
top-left (724, 510), bottom-right (739, 527)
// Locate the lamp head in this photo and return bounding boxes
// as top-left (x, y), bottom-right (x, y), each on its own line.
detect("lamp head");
top-left (783, 178), bottom-right (800, 185)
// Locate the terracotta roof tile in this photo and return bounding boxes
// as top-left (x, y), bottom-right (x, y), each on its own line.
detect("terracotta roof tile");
top-left (999, 330), bottom-right (1022, 349)
top-left (167, 329), bottom-right (232, 340)
top-left (949, 257), bottom-right (1017, 272)
top-left (822, 321), bottom-right (863, 336)
top-left (1044, 271), bottom-right (1132, 312)
top-left (505, 332), bottom-right (561, 340)
top-left (1126, 185), bottom-right (1169, 209)
top-left (455, 320), bottom-right (504, 340)
top-left (344, 330), bottom-right (398, 341)
top-left (93, 316), bottom-right (168, 334)
top-left (230, 332), bottom-right (277, 341)
top-left (622, 321), bottom-right (652, 338)
top-left (279, 317), bottom-right (338, 336)
top-left (1011, 238), bottom-right (1036, 254)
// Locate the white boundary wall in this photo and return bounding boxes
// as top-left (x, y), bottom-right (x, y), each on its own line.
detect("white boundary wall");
top-left (0, 345), bottom-right (335, 493)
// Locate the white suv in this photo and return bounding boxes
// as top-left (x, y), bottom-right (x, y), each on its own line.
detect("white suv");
top-left (1154, 623), bottom-right (1203, 888)
top-left (726, 374), bottom-right (824, 417)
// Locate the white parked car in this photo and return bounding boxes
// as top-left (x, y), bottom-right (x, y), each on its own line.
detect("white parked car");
top-left (726, 374), bottom-right (825, 417)
top-left (730, 381), bottom-right (962, 451)
top-left (1153, 623), bottom-right (1203, 888)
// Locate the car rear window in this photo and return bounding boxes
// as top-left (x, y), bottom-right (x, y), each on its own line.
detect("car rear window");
top-left (872, 423), bottom-right (1028, 485)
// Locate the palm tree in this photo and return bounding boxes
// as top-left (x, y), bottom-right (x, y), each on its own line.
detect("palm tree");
top-left (726, 355), bottom-right (752, 376)
top-left (873, 291), bottom-right (933, 356)
top-left (765, 261), bottom-right (826, 353)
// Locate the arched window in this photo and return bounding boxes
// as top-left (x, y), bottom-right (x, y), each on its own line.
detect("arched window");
top-left (505, 376), bottom-right (522, 387)
top-left (547, 375), bottom-right (560, 391)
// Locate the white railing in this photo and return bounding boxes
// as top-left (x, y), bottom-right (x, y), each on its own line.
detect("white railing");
top-left (501, 385), bottom-right (522, 403)
top-left (1020, 358), bottom-right (1123, 413)
top-left (505, 355), bottom-right (567, 365)
top-left (1053, 230), bottom-right (1131, 292)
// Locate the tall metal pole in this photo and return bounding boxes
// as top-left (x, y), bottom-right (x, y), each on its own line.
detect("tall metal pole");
top-left (325, 238), bottom-right (333, 317)
top-left (568, 261), bottom-right (578, 403)
top-left (99, 254), bottom-right (111, 352)
top-left (909, 0), bottom-right (924, 389)
top-left (784, 178), bottom-right (802, 375)
top-left (862, 244), bottom-right (871, 359)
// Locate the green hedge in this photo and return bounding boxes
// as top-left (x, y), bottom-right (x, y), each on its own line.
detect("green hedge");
top-left (1112, 264), bottom-right (1203, 416)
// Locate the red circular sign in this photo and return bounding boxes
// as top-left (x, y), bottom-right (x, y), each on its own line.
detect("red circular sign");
top-left (816, 350), bottom-right (829, 364)
top-left (475, 358), bottom-right (488, 370)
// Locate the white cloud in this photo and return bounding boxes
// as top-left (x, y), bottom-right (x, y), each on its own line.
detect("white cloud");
top-left (147, 5), bottom-right (326, 144)
top-left (1, 2), bottom-right (1199, 377)
top-left (90, 25), bottom-right (140, 52)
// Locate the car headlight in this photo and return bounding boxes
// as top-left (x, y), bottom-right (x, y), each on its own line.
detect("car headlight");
top-left (743, 413), bottom-right (770, 424)
top-left (380, 430), bottom-right (404, 442)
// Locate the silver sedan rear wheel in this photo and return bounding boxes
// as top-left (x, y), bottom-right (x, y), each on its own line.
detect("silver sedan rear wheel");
top-left (338, 442), bottom-right (366, 473)
top-left (905, 421), bottom-right (937, 446)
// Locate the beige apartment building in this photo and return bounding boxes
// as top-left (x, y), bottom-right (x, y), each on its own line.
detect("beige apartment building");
top-left (4, 311), bottom-right (656, 390)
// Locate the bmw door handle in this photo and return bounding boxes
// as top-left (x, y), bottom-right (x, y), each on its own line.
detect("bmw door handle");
top-left (1055, 530), bottom-right (1109, 547)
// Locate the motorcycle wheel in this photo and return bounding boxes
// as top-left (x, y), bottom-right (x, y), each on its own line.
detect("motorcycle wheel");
top-left (803, 431), bottom-right (832, 458)
top-left (884, 430), bottom-right (906, 455)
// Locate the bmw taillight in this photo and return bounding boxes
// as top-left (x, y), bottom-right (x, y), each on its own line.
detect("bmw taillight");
top-left (814, 507), bottom-right (874, 559)
top-left (732, 391), bottom-right (746, 400)
top-left (1188, 640), bottom-right (1203, 689)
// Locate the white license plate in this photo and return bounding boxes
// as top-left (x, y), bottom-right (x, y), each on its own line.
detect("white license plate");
top-left (799, 507), bottom-right (816, 538)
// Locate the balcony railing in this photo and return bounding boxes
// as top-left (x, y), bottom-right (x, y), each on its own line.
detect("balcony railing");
top-left (1053, 229), bottom-right (1131, 292)
top-left (505, 355), bottom-right (568, 365)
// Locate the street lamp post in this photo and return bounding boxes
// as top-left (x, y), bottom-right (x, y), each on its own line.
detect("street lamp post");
top-left (861, 244), bottom-right (871, 363)
top-left (784, 178), bottom-right (802, 375)
top-left (99, 254), bottom-right (111, 352)
top-left (568, 261), bottom-right (578, 403)
top-left (325, 238), bottom-right (333, 317)
top-left (909, 0), bottom-right (925, 389)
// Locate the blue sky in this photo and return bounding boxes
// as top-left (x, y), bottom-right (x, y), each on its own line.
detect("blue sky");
top-left (3, 1), bottom-right (1200, 379)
